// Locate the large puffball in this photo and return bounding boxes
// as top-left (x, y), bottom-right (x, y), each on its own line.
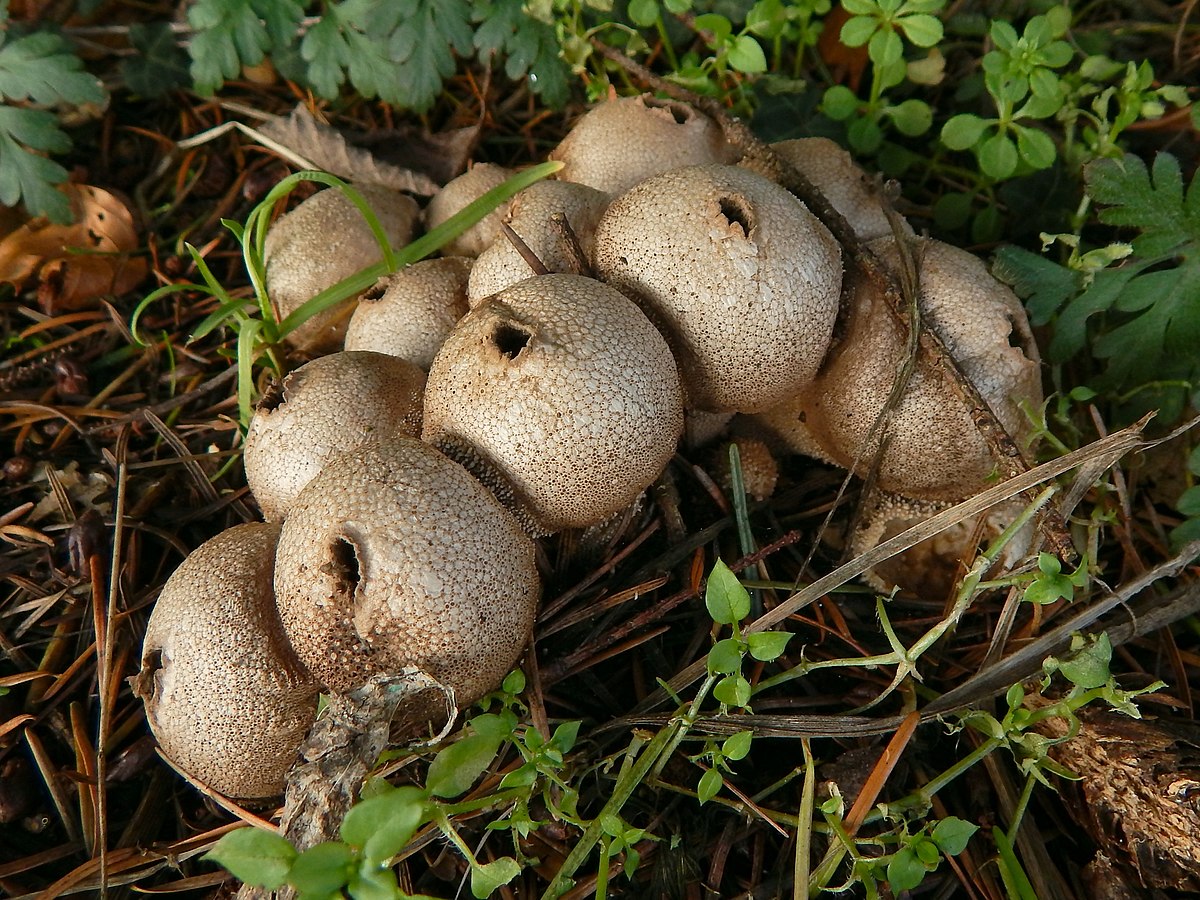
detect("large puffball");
top-left (422, 274), bottom-right (684, 534)
top-left (593, 164), bottom-right (842, 414)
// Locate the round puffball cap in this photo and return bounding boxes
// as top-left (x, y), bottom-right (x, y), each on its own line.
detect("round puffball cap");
top-left (273, 438), bottom-right (539, 705)
top-left (422, 274), bottom-right (685, 534)
top-left (549, 94), bottom-right (737, 196)
top-left (244, 351), bottom-right (426, 521)
top-left (344, 257), bottom-right (472, 369)
top-left (767, 138), bottom-right (912, 242)
top-left (133, 523), bottom-right (317, 798)
top-left (425, 163), bottom-right (514, 257)
top-left (593, 164), bottom-right (843, 413)
top-left (265, 185), bottom-right (419, 354)
top-left (468, 181), bottom-right (610, 304)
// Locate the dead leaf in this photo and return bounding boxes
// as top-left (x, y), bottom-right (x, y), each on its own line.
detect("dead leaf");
top-left (353, 122), bottom-right (481, 187)
top-left (258, 106), bottom-right (441, 196)
top-left (818, 4), bottom-right (868, 94)
top-left (0, 184), bottom-right (147, 313)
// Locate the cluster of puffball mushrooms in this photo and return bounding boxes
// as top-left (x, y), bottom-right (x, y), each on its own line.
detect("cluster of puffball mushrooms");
top-left (134, 95), bottom-right (1043, 800)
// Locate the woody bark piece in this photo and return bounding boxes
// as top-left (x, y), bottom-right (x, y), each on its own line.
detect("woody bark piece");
top-left (1033, 703), bottom-right (1200, 892)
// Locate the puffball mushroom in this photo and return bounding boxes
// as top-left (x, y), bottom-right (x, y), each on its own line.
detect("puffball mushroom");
top-left (750, 237), bottom-right (1043, 502)
top-left (133, 523), bottom-right (318, 798)
top-left (593, 164), bottom-right (842, 414)
top-left (467, 180), bottom-right (610, 304)
top-left (422, 274), bottom-right (684, 535)
top-left (550, 94), bottom-right (737, 195)
top-left (344, 257), bottom-right (472, 369)
top-left (424, 163), bottom-right (514, 257)
top-left (265, 185), bottom-right (419, 354)
top-left (273, 437), bottom-right (539, 705)
top-left (765, 138), bottom-right (913, 242)
top-left (851, 492), bottom-right (1033, 598)
top-left (243, 351), bottom-right (426, 521)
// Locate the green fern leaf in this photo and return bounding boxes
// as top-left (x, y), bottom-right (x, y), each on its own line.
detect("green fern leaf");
top-left (0, 19), bottom-right (104, 221)
top-left (187, 0), bottom-right (304, 94)
top-left (474, 0), bottom-right (570, 106)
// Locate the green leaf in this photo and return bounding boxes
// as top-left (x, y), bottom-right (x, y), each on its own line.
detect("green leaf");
top-left (122, 22), bottom-right (191, 96)
top-left (1056, 632), bottom-right (1113, 689)
top-left (287, 842), bottom-right (355, 896)
top-left (708, 637), bottom-right (745, 674)
top-left (0, 29), bottom-right (104, 105)
top-left (0, 109), bottom-right (70, 221)
top-left (991, 245), bottom-right (1079, 326)
top-left (867, 28), bottom-right (903, 68)
top-left (203, 828), bottom-right (297, 890)
top-left (473, 0), bottom-right (570, 106)
top-left (470, 857), bottom-right (521, 898)
top-left (1086, 153), bottom-right (1198, 258)
top-left (746, 0), bottom-right (787, 38)
top-left (941, 113), bottom-right (988, 150)
top-left (697, 767), bottom-right (723, 804)
top-left (694, 14), bottom-right (732, 45)
top-left (628, 0), bottom-right (659, 27)
top-left (188, 0), bottom-right (304, 94)
top-left (347, 867), bottom-right (402, 900)
top-left (888, 98), bottom-right (932, 136)
top-left (1016, 126), bottom-right (1056, 169)
top-left (713, 674), bottom-right (752, 707)
top-left (340, 786), bottom-right (427, 864)
top-left (886, 845), bottom-right (930, 892)
top-left (822, 84), bottom-right (860, 120)
top-left (705, 559), bottom-right (750, 625)
top-left (550, 720), bottom-right (582, 754)
top-left (746, 630), bottom-right (792, 661)
top-left (427, 731), bottom-right (505, 799)
top-left (898, 12), bottom-right (942, 47)
top-left (722, 730), bottom-right (753, 761)
top-left (978, 132), bottom-right (1018, 179)
top-left (847, 116), bottom-right (883, 153)
top-left (931, 818), bottom-right (978, 856)
top-left (727, 35), bottom-right (767, 74)
top-left (839, 15), bottom-right (877, 48)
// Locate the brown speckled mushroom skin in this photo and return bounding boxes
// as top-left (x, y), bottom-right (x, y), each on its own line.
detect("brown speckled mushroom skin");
top-left (550, 94), bottom-right (737, 196)
top-left (751, 238), bottom-right (1043, 502)
top-left (133, 523), bottom-right (317, 799)
top-left (762, 138), bottom-right (913, 242)
top-left (424, 163), bottom-right (514, 257)
top-left (344, 258), bottom-right (473, 369)
top-left (422, 273), bottom-right (684, 535)
top-left (593, 164), bottom-right (842, 414)
top-left (273, 438), bottom-right (539, 705)
top-left (265, 185), bottom-right (419, 355)
top-left (468, 181), bottom-right (610, 304)
top-left (244, 351), bottom-right (426, 521)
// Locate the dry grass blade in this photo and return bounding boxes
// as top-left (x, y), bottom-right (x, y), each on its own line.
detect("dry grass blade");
top-left (638, 415), bottom-right (1155, 712)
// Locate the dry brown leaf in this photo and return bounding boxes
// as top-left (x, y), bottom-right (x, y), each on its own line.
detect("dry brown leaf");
top-left (0, 184), bottom-right (147, 313)
top-left (258, 106), bottom-right (441, 196)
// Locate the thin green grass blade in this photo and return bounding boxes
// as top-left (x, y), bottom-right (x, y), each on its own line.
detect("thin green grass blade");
top-left (277, 161), bottom-right (562, 340)
top-left (129, 282), bottom-right (209, 345)
top-left (236, 318), bottom-right (262, 426)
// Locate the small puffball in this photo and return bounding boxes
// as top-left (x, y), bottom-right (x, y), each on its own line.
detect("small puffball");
top-left (550, 94), bottom-right (737, 195)
top-left (425, 163), bottom-right (514, 257)
top-left (423, 274), bottom-right (684, 534)
top-left (133, 523), bottom-right (317, 799)
top-left (265, 185), bottom-right (418, 354)
top-left (468, 180), bottom-right (609, 304)
top-left (273, 437), bottom-right (540, 706)
top-left (244, 351), bottom-right (426, 520)
top-left (344, 257), bottom-right (472, 369)
top-left (593, 164), bottom-right (842, 414)
top-left (714, 438), bottom-right (778, 503)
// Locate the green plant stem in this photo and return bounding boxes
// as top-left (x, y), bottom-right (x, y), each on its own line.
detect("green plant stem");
top-left (540, 675), bottom-right (717, 900)
top-left (1006, 772), bottom-right (1038, 843)
top-left (794, 741), bottom-right (816, 900)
